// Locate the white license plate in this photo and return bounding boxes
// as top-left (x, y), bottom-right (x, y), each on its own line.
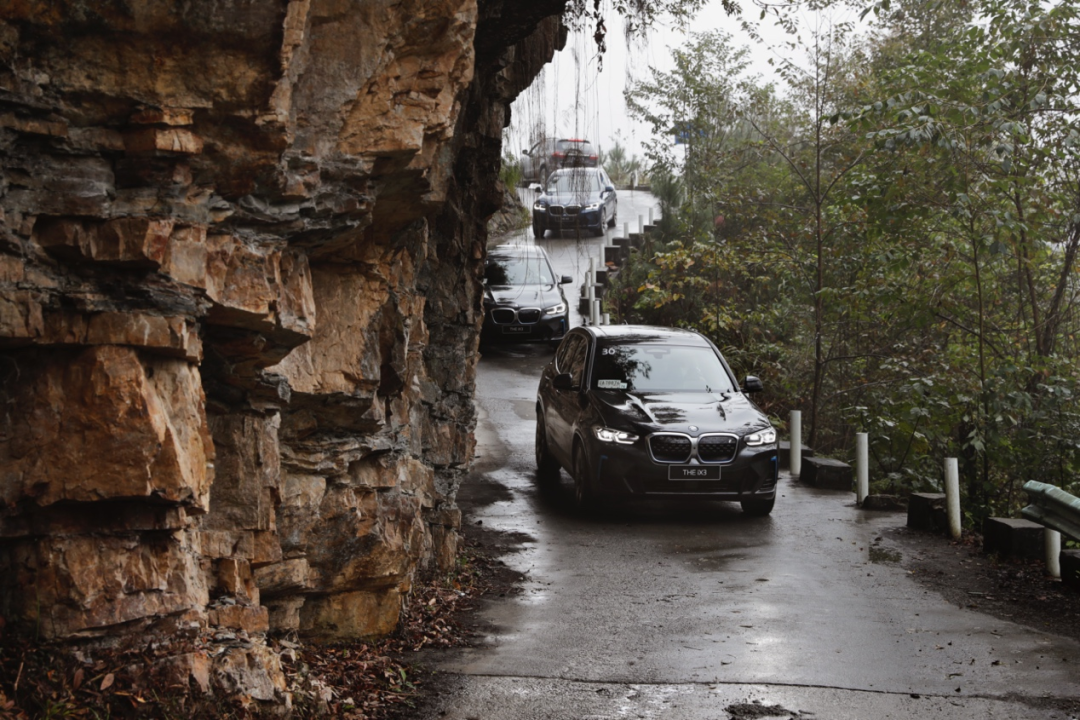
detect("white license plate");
top-left (668, 465), bottom-right (721, 481)
top-left (502, 325), bottom-right (530, 334)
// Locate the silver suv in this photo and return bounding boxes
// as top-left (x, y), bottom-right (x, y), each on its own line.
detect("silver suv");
top-left (520, 138), bottom-right (599, 185)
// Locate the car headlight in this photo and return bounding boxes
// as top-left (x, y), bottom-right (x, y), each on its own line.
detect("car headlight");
top-left (544, 303), bottom-right (566, 315)
top-left (585, 202), bottom-right (601, 211)
top-left (593, 426), bottom-right (638, 444)
top-left (533, 201), bottom-right (547, 211)
top-left (745, 427), bottom-right (777, 446)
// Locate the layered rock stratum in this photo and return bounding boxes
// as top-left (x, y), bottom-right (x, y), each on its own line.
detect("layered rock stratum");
top-left (0, 0), bottom-right (567, 705)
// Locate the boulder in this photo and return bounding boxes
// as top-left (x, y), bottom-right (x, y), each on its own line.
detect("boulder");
top-left (907, 492), bottom-right (948, 533)
top-left (1061, 550), bottom-right (1080, 592)
top-left (983, 517), bottom-right (1045, 560)
top-left (800, 456), bottom-right (852, 491)
top-left (861, 494), bottom-right (906, 511)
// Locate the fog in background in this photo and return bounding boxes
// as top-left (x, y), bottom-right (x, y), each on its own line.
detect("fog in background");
top-left (505, 1), bottom-right (867, 168)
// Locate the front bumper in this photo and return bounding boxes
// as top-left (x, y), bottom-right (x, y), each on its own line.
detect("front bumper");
top-left (587, 438), bottom-right (778, 500)
top-left (481, 310), bottom-right (568, 343)
top-left (534, 207), bottom-right (603, 232)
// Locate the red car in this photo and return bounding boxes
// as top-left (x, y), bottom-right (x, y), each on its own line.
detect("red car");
top-left (520, 138), bottom-right (599, 185)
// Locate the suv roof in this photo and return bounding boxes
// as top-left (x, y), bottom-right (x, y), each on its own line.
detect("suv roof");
top-left (579, 324), bottom-right (712, 346)
top-left (489, 244), bottom-right (548, 256)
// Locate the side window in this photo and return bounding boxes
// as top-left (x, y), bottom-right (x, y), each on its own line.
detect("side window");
top-left (565, 337), bottom-right (590, 389)
top-left (555, 334), bottom-right (582, 374)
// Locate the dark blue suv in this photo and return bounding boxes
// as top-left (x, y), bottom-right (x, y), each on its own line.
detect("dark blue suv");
top-left (532, 167), bottom-right (618, 238)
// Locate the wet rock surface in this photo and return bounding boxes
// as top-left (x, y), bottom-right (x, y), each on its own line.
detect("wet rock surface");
top-left (0, 0), bottom-right (571, 709)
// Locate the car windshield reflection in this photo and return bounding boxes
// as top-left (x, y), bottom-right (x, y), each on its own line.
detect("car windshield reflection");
top-left (592, 344), bottom-right (736, 394)
top-left (546, 171), bottom-right (603, 194)
top-left (485, 253), bottom-right (556, 286)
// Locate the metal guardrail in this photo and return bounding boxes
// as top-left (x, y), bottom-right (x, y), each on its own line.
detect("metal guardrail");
top-left (1022, 480), bottom-right (1080, 542)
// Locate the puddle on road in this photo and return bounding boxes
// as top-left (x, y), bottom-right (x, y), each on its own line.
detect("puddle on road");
top-left (512, 399), bottom-right (535, 420)
top-left (869, 546), bottom-right (902, 564)
top-left (685, 553), bottom-right (747, 572)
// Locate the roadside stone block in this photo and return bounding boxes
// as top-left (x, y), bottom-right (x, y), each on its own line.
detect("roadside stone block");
top-left (800, 456), bottom-right (851, 491)
top-left (604, 244), bottom-right (622, 266)
top-left (1061, 550), bottom-right (1080, 592)
top-left (861, 494), bottom-right (906, 511)
top-left (908, 492), bottom-right (947, 533)
top-left (778, 441), bottom-right (814, 471)
top-left (983, 517), bottom-right (1045, 560)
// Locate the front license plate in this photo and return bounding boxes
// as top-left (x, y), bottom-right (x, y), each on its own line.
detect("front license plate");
top-left (502, 325), bottom-right (530, 335)
top-left (668, 465), bottom-right (721, 481)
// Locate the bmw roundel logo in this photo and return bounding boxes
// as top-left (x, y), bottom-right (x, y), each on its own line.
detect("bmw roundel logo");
top-left (688, 425), bottom-right (699, 432)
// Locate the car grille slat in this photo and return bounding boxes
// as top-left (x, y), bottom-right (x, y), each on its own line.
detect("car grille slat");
top-left (517, 309), bottom-right (541, 323)
top-left (649, 434), bottom-right (692, 462)
top-left (698, 435), bottom-right (739, 463)
top-left (491, 308), bottom-right (516, 324)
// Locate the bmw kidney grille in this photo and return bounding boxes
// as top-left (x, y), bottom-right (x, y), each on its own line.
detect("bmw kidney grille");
top-left (491, 307), bottom-right (541, 324)
top-left (649, 433), bottom-right (739, 463)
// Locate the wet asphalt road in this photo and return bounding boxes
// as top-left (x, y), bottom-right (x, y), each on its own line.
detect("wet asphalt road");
top-left (413, 191), bottom-right (1080, 719)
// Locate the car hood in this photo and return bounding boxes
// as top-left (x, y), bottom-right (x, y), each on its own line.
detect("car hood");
top-left (541, 190), bottom-right (602, 206)
top-left (485, 284), bottom-right (562, 307)
top-left (590, 389), bottom-right (769, 435)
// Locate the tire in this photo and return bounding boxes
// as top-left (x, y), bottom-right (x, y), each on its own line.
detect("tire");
top-left (595, 210), bottom-right (606, 237)
top-left (608, 205), bottom-right (617, 227)
top-left (572, 444), bottom-right (598, 514)
top-left (740, 495), bottom-right (775, 516)
top-left (532, 220), bottom-right (545, 239)
top-left (535, 414), bottom-right (560, 485)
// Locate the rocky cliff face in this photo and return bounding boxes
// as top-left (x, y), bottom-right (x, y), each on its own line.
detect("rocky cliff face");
top-left (0, 0), bottom-right (566, 704)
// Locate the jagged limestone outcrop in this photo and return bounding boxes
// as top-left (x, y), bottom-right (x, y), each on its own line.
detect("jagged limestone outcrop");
top-left (0, 0), bottom-right (567, 706)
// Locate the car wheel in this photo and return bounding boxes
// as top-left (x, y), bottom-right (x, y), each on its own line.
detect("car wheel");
top-left (595, 210), bottom-right (606, 237)
top-left (535, 414), bottom-right (560, 485)
top-left (740, 496), bottom-right (775, 516)
top-left (573, 444), bottom-right (598, 514)
top-left (608, 205), bottom-right (617, 227)
top-left (532, 220), bottom-right (545, 239)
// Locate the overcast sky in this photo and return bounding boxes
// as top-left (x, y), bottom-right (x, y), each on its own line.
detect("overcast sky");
top-left (506, 1), bottom-right (866, 164)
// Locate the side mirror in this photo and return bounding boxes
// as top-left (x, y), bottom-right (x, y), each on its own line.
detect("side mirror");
top-left (561, 275), bottom-right (573, 284)
top-left (604, 185), bottom-right (615, 194)
top-left (742, 375), bottom-right (764, 393)
top-left (552, 373), bottom-right (575, 391)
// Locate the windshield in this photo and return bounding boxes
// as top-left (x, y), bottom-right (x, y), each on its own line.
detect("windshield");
top-left (557, 140), bottom-right (595, 155)
top-left (546, 172), bottom-right (602, 194)
top-left (485, 252), bottom-right (556, 286)
top-left (591, 344), bottom-right (736, 393)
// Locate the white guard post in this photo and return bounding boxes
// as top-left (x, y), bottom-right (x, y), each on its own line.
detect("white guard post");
top-left (789, 410), bottom-right (802, 477)
top-left (856, 432), bottom-right (869, 505)
top-left (1046, 529), bottom-right (1062, 578)
top-left (944, 458), bottom-right (961, 540)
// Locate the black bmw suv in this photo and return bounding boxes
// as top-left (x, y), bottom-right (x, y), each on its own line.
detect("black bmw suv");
top-left (535, 325), bottom-right (778, 514)
top-left (481, 245), bottom-right (572, 344)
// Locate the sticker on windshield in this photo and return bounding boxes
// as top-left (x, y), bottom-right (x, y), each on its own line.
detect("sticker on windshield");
top-left (597, 379), bottom-right (628, 390)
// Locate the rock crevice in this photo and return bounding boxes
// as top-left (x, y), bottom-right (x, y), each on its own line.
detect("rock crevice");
top-left (0, 0), bottom-right (568, 704)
